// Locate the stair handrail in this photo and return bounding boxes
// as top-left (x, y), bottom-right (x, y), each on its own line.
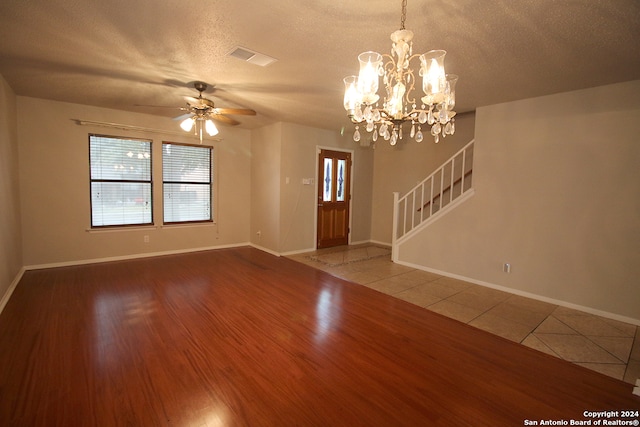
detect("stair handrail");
top-left (392, 139), bottom-right (475, 245)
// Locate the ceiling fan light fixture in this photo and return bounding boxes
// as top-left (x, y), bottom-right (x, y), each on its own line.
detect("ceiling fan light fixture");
top-left (180, 117), bottom-right (195, 132)
top-left (173, 82), bottom-right (257, 141)
top-left (205, 119), bottom-right (218, 136)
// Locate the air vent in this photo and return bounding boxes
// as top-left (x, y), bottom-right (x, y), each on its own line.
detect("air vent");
top-left (227, 46), bottom-right (277, 67)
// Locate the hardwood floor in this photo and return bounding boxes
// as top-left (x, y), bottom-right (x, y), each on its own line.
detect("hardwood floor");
top-left (0, 247), bottom-right (638, 426)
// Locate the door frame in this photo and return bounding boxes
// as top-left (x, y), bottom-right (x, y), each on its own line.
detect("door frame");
top-left (314, 146), bottom-right (355, 249)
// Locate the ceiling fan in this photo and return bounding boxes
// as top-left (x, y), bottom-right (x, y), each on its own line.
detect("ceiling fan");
top-left (173, 82), bottom-right (256, 142)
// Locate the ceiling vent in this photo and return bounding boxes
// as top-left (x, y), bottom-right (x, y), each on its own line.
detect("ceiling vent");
top-left (227, 46), bottom-right (277, 67)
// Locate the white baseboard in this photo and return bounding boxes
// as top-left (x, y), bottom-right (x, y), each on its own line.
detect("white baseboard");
top-left (0, 267), bottom-right (26, 315)
top-left (395, 259), bottom-right (640, 327)
top-left (368, 239), bottom-right (391, 248)
top-left (279, 246), bottom-right (316, 256)
top-left (249, 243), bottom-right (282, 257)
top-left (24, 242), bottom-right (252, 271)
top-left (279, 241), bottom-right (391, 257)
top-left (348, 239), bottom-right (371, 246)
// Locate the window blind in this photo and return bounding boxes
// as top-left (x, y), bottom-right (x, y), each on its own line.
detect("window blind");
top-left (162, 143), bottom-right (212, 223)
top-left (89, 135), bottom-right (152, 227)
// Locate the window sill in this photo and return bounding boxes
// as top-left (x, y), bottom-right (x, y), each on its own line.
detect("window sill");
top-left (86, 225), bottom-right (159, 233)
top-left (160, 222), bottom-right (217, 230)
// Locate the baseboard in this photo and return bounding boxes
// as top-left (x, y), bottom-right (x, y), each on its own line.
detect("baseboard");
top-left (24, 242), bottom-right (252, 271)
top-left (395, 259), bottom-right (640, 327)
top-left (0, 267), bottom-right (26, 315)
top-left (249, 243), bottom-right (282, 257)
top-left (368, 239), bottom-right (391, 248)
top-left (347, 239), bottom-right (371, 246)
top-left (279, 246), bottom-right (316, 257)
top-left (22, 241), bottom-right (388, 272)
top-left (278, 241), bottom-right (391, 257)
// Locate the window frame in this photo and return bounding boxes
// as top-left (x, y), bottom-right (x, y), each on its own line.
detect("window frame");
top-left (88, 134), bottom-right (154, 229)
top-left (162, 141), bottom-right (214, 225)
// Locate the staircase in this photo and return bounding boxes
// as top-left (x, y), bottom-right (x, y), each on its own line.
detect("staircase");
top-left (392, 140), bottom-right (475, 254)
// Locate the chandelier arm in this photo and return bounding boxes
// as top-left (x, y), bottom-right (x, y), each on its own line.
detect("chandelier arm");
top-left (381, 54), bottom-right (395, 77)
top-left (403, 68), bottom-right (417, 106)
top-left (378, 111), bottom-right (394, 121)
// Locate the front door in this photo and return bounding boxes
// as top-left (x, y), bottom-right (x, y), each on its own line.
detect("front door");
top-left (317, 149), bottom-right (351, 249)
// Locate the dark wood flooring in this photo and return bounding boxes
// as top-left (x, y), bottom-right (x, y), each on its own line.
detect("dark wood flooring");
top-left (0, 247), bottom-right (638, 426)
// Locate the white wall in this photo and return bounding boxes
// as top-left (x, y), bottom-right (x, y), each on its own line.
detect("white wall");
top-left (18, 97), bottom-right (252, 266)
top-left (250, 123), bottom-right (283, 253)
top-left (397, 80), bottom-right (640, 322)
top-left (0, 75), bottom-right (23, 309)
top-left (251, 122), bottom-right (374, 254)
top-left (15, 96), bottom-right (370, 266)
top-left (279, 123), bottom-right (373, 253)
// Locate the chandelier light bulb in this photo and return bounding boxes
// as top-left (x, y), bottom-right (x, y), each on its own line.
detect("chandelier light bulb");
top-left (357, 52), bottom-right (382, 104)
top-left (388, 82), bottom-right (406, 119)
top-left (420, 50), bottom-right (447, 105)
top-left (343, 76), bottom-right (360, 112)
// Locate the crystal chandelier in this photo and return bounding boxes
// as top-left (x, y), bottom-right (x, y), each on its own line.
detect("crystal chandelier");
top-left (343, 0), bottom-right (458, 146)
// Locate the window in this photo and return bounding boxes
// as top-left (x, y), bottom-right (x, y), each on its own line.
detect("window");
top-left (162, 142), bottom-right (212, 224)
top-left (89, 135), bottom-right (152, 227)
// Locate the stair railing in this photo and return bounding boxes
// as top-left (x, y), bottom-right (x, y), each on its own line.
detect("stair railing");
top-left (392, 139), bottom-right (475, 247)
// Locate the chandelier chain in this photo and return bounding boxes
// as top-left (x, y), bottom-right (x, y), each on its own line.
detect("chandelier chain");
top-left (400, 0), bottom-right (407, 30)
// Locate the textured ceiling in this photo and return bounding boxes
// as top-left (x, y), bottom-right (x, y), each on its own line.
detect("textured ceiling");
top-left (1, 0), bottom-right (639, 132)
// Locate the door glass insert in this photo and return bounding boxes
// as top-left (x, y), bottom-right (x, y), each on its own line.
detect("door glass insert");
top-left (336, 159), bottom-right (346, 202)
top-left (323, 158), bottom-right (333, 202)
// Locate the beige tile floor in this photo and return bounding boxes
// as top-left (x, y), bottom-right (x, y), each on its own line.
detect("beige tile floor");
top-left (289, 244), bottom-right (640, 384)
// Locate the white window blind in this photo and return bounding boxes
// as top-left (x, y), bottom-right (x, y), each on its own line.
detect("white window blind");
top-left (163, 143), bottom-right (212, 224)
top-left (89, 135), bottom-right (153, 227)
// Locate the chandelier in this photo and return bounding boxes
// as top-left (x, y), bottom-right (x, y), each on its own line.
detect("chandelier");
top-left (343, 0), bottom-right (458, 145)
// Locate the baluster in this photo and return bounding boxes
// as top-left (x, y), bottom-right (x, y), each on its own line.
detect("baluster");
top-left (429, 176), bottom-right (434, 216)
top-left (420, 182), bottom-right (425, 224)
top-left (411, 190), bottom-right (416, 230)
top-left (438, 166), bottom-right (444, 211)
top-left (461, 148), bottom-right (466, 193)
top-left (450, 157), bottom-right (455, 204)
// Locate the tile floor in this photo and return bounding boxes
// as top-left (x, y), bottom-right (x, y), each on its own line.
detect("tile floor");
top-left (288, 244), bottom-right (640, 384)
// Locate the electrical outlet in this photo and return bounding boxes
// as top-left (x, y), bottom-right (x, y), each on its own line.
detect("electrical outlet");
top-left (144, 235), bottom-right (149, 243)
top-left (503, 263), bottom-right (511, 273)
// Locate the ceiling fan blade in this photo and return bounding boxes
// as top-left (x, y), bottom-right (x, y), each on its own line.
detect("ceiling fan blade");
top-left (184, 96), bottom-right (214, 108)
top-left (173, 112), bottom-right (194, 121)
top-left (213, 108), bottom-right (256, 116)
top-left (135, 104), bottom-right (188, 112)
top-left (210, 114), bottom-right (240, 126)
